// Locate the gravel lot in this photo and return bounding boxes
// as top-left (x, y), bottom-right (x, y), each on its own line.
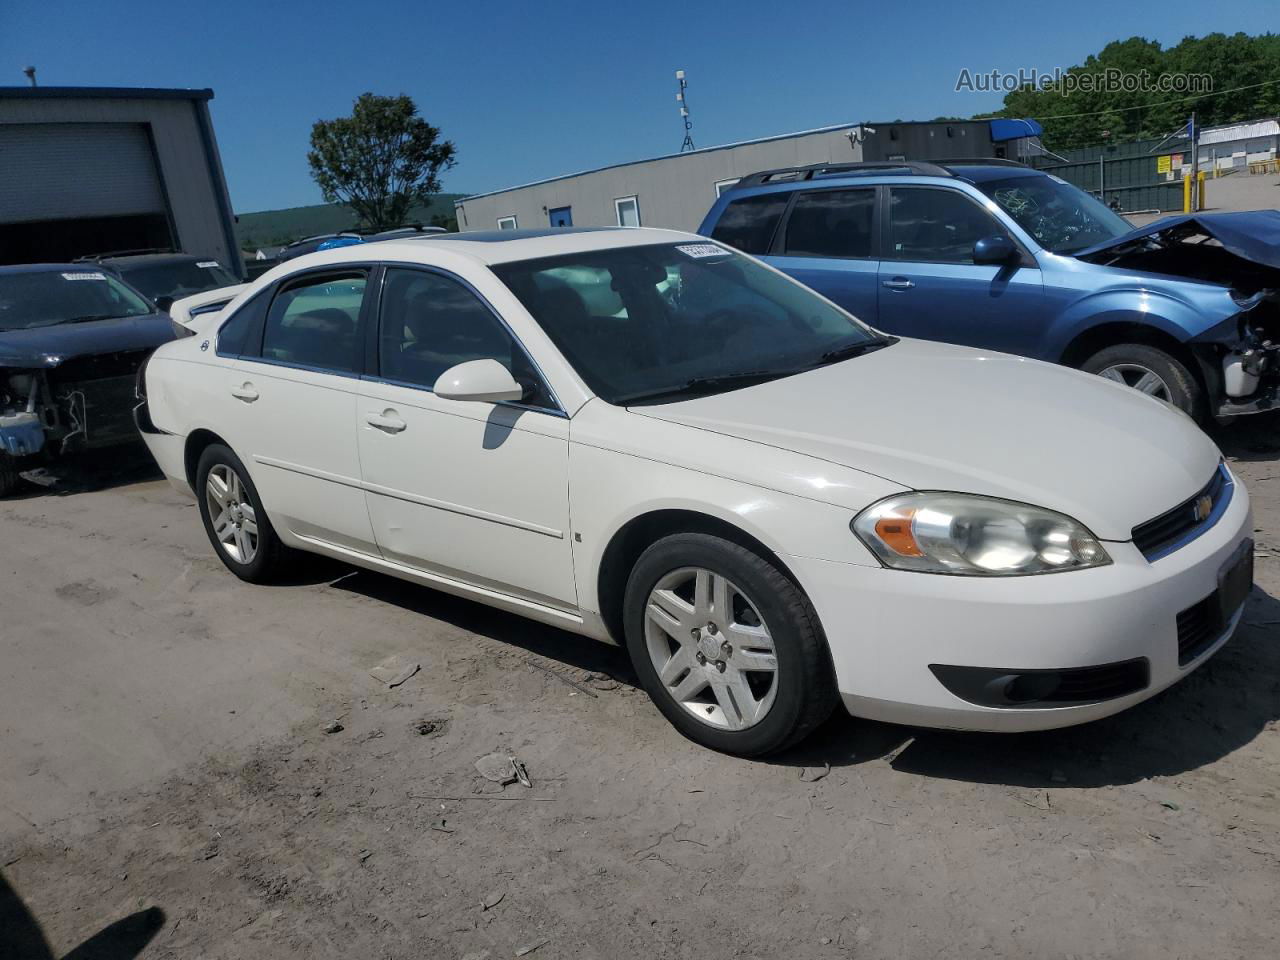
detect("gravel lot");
top-left (2, 418), bottom-right (1279, 960)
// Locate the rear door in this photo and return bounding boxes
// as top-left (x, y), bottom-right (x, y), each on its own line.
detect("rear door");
top-left (875, 186), bottom-right (1044, 355)
top-left (763, 186), bottom-right (880, 325)
top-left (223, 268), bottom-right (378, 555)
top-left (356, 266), bottom-right (577, 609)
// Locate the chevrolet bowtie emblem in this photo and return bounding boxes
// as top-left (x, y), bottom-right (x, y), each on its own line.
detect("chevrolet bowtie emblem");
top-left (1193, 494), bottom-right (1213, 523)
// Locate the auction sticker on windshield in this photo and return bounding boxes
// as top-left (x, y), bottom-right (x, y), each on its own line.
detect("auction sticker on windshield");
top-left (197, 261), bottom-right (221, 269)
top-left (675, 243), bottom-right (729, 259)
top-left (61, 272), bottom-right (107, 281)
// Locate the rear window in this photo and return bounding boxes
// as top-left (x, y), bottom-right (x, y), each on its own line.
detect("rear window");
top-left (709, 193), bottom-right (789, 254)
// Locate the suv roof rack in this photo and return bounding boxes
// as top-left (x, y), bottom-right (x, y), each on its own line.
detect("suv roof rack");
top-left (934, 157), bottom-right (1029, 168)
top-left (733, 160), bottom-right (954, 189)
top-left (74, 248), bottom-right (174, 261)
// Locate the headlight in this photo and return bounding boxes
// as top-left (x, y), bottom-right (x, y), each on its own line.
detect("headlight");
top-left (852, 493), bottom-right (1110, 576)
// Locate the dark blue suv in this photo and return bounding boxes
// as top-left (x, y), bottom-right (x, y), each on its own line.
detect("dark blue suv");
top-left (699, 160), bottom-right (1280, 420)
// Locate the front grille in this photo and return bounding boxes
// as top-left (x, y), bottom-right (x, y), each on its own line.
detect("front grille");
top-left (1176, 593), bottom-right (1221, 665)
top-left (1132, 465), bottom-right (1229, 560)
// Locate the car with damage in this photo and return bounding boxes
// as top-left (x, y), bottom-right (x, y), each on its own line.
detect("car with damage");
top-left (136, 228), bottom-right (1251, 756)
top-left (0, 264), bottom-right (176, 496)
top-left (698, 160), bottom-right (1280, 420)
top-left (84, 251), bottom-right (240, 311)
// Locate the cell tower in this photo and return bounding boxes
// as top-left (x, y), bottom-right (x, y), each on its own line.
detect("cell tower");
top-left (676, 70), bottom-right (695, 152)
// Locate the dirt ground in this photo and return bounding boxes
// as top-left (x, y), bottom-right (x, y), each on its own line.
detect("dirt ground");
top-left (2, 417), bottom-right (1279, 960)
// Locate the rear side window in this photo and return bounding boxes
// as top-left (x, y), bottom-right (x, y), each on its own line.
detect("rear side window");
top-left (216, 291), bottom-right (269, 357)
top-left (261, 272), bottom-right (368, 374)
top-left (783, 188), bottom-right (876, 259)
top-left (709, 193), bottom-right (789, 254)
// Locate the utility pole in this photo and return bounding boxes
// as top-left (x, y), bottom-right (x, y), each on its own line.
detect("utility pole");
top-left (676, 70), bottom-right (695, 152)
top-left (1189, 111), bottom-right (1199, 212)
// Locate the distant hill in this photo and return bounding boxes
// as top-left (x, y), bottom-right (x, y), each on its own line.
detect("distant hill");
top-left (234, 194), bottom-right (468, 252)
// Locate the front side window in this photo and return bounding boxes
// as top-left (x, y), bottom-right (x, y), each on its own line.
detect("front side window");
top-left (377, 268), bottom-right (554, 408)
top-left (493, 242), bottom-right (887, 405)
top-left (0, 270), bottom-right (152, 331)
top-left (708, 192), bottom-right (789, 254)
top-left (976, 174), bottom-right (1132, 254)
top-left (887, 187), bottom-right (1007, 264)
top-left (783, 188), bottom-right (876, 259)
top-left (261, 272), bottom-right (367, 373)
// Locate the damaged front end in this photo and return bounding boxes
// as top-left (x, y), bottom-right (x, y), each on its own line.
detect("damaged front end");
top-left (1, 349), bottom-right (158, 464)
top-left (1076, 211), bottom-right (1280, 417)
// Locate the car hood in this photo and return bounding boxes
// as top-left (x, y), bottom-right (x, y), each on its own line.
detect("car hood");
top-left (1074, 210), bottom-right (1280, 293)
top-left (632, 338), bottom-right (1222, 540)
top-left (0, 312), bottom-right (174, 368)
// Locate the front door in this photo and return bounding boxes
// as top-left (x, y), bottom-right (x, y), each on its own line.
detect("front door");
top-left (549, 206), bottom-right (573, 228)
top-left (356, 266), bottom-right (577, 609)
top-left (763, 186), bottom-right (880, 326)
top-left (226, 269), bottom-right (378, 555)
top-left (876, 186), bottom-right (1044, 356)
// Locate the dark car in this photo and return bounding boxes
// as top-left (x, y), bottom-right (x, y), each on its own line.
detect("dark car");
top-left (699, 160), bottom-right (1280, 420)
top-left (0, 264), bottom-right (176, 496)
top-left (86, 251), bottom-right (239, 310)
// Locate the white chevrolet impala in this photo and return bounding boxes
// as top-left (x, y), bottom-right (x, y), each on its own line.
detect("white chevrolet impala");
top-left (136, 227), bottom-right (1253, 756)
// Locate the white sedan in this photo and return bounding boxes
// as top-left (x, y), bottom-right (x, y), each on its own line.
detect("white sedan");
top-left (136, 227), bottom-right (1253, 756)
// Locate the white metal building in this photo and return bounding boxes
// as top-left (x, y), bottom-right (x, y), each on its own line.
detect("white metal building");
top-left (0, 86), bottom-right (242, 275)
top-left (1197, 119), bottom-right (1280, 172)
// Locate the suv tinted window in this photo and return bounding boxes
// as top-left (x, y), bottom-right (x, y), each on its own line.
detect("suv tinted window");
top-left (378, 268), bottom-right (554, 408)
top-left (261, 272), bottom-right (367, 373)
top-left (783, 188), bottom-right (875, 259)
top-left (709, 193), bottom-right (789, 254)
top-left (888, 187), bottom-right (1006, 264)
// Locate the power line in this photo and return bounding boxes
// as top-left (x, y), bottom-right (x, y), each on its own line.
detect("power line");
top-left (976, 76), bottom-right (1280, 122)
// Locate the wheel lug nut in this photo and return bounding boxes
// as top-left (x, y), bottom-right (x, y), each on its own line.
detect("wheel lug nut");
top-left (721, 642), bottom-right (732, 656)
top-left (696, 652), bottom-right (706, 665)
top-left (691, 628), bottom-right (701, 640)
top-left (707, 623), bottom-right (717, 635)
top-left (715, 661), bottom-right (726, 673)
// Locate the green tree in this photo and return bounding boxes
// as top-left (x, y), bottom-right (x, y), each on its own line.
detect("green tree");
top-left (308, 93), bottom-right (457, 231)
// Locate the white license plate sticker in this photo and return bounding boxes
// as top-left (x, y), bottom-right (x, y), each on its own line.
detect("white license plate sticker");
top-left (675, 243), bottom-right (729, 259)
top-left (61, 271), bottom-right (106, 281)
top-left (197, 260), bottom-right (221, 269)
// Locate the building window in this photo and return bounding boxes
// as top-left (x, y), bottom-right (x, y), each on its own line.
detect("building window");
top-left (614, 196), bottom-right (640, 227)
top-left (714, 178), bottom-right (740, 197)
top-left (497, 216), bottom-right (517, 230)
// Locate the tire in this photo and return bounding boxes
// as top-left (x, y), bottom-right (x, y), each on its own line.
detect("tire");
top-left (0, 452), bottom-right (18, 498)
top-left (622, 532), bottom-right (838, 757)
top-left (195, 443), bottom-right (294, 583)
top-left (1081, 343), bottom-right (1202, 418)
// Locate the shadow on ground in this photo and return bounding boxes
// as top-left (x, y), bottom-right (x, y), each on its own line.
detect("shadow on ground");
top-left (8, 445), bottom-right (162, 500)
top-left (0, 872), bottom-right (163, 960)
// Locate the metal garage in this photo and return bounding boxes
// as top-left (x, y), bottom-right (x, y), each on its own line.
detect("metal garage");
top-left (0, 86), bottom-right (242, 276)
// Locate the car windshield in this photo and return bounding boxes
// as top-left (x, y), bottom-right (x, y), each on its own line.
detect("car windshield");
top-left (0, 270), bottom-right (154, 331)
top-left (115, 259), bottom-right (238, 302)
top-left (977, 174), bottom-right (1133, 255)
top-left (492, 242), bottom-right (889, 405)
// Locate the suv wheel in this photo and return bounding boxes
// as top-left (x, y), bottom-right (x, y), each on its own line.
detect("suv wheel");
top-left (622, 532), bottom-right (838, 756)
top-left (1082, 343), bottom-right (1202, 418)
top-left (196, 444), bottom-right (294, 582)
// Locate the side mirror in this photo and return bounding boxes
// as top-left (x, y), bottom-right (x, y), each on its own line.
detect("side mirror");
top-left (972, 235), bottom-right (1017, 266)
top-left (433, 358), bottom-right (525, 403)
top-left (154, 295), bottom-right (175, 312)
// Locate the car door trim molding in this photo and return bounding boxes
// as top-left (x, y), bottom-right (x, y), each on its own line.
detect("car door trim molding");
top-left (254, 454), bottom-right (565, 539)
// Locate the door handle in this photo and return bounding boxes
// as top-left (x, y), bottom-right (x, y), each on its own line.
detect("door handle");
top-left (230, 383), bottom-right (259, 402)
top-left (366, 411), bottom-right (407, 434)
top-left (882, 278), bottom-right (915, 291)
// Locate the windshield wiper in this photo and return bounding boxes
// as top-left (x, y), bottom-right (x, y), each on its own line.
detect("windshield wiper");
top-left (65, 313), bottom-right (129, 324)
top-left (817, 336), bottom-right (897, 365)
top-left (619, 369), bottom-right (803, 405)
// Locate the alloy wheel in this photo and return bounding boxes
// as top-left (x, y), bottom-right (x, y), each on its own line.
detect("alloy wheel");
top-left (206, 464), bottom-right (258, 564)
top-left (1097, 363), bottom-right (1173, 403)
top-left (644, 567), bottom-right (779, 731)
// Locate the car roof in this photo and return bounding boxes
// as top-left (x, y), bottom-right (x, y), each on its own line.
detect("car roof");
top-left (725, 160), bottom-right (1045, 194)
top-left (0, 263), bottom-right (115, 275)
top-left (348, 226), bottom-right (695, 266)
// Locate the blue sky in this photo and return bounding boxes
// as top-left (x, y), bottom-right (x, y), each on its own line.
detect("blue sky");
top-left (2, 0), bottom-right (1275, 213)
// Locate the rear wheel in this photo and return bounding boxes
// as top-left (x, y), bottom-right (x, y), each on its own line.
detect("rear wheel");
top-left (196, 444), bottom-right (294, 582)
top-left (1082, 343), bottom-right (1202, 418)
top-left (622, 532), bottom-right (837, 757)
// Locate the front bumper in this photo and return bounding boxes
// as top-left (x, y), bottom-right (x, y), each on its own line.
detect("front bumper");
top-left (788, 471), bottom-right (1253, 732)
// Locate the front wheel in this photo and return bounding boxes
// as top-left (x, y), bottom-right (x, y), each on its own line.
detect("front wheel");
top-left (1081, 343), bottom-right (1202, 418)
top-left (622, 532), bottom-right (838, 757)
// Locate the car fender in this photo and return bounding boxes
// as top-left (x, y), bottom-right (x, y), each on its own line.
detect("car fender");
top-left (1043, 286), bottom-right (1220, 361)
